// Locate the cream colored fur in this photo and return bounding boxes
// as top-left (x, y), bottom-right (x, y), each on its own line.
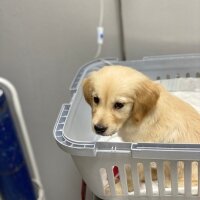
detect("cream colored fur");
top-left (83, 66), bottom-right (200, 193)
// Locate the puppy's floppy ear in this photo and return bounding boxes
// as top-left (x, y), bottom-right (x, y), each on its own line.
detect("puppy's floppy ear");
top-left (82, 74), bottom-right (94, 105)
top-left (132, 80), bottom-right (160, 123)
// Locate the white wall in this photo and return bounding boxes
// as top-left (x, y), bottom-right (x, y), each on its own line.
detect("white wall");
top-left (0, 0), bottom-right (121, 199)
top-left (122, 0), bottom-right (200, 59)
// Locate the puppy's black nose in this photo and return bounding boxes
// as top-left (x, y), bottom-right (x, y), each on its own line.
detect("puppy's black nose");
top-left (94, 124), bottom-right (107, 135)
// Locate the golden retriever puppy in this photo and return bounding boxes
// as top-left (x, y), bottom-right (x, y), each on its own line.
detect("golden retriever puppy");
top-left (83, 65), bottom-right (200, 193)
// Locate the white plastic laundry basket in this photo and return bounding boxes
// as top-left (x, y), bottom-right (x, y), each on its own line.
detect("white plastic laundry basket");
top-left (54, 54), bottom-right (200, 200)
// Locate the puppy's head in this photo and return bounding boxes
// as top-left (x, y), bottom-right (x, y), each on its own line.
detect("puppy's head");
top-left (83, 66), bottom-right (160, 136)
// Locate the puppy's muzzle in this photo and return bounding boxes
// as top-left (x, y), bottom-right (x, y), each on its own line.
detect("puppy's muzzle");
top-left (94, 124), bottom-right (108, 135)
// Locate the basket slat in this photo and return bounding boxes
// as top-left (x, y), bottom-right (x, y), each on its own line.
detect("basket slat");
top-left (171, 161), bottom-right (178, 196)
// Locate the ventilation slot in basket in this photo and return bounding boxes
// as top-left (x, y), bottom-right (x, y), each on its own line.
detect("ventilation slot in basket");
top-left (137, 162), bottom-right (146, 195)
top-left (186, 72), bottom-right (190, 77)
top-left (177, 161), bottom-right (184, 194)
top-left (112, 166), bottom-right (122, 195)
top-left (163, 161), bottom-right (172, 194)
top-left (191, 161), bottom-right (198, 196)
top-left (196, 72), bottom-right (200, 77)
top-left (150, 162), bottom-right (158, 195)
top-left (100, 166), bottom-right (123, 196)
top-left (100, 160), bottom-right (200, 197)
top-left (141, 161), bottom-right (163, 196)
top-left (166, 74), bottom-right (170, 79)
top-left (125, 164), bottom-right (133, 194)
top-left (100, 168), bottom-right (111, 195)
top-left (161, 160), bottom-right (199, 197)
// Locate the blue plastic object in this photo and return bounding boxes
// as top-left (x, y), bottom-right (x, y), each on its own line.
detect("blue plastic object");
top-left (0, 90), bottom-right (36, 200)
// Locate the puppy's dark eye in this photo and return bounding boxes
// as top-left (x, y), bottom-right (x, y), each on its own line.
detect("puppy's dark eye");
top-left (114, 102), bottom-right (124, 109)
top-left (93, 96), bottom-right (100, 104)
